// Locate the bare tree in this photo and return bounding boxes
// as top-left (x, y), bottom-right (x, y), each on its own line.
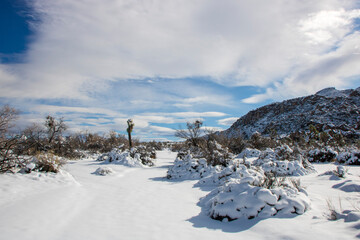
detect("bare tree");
top-left (21, 123), bottom-right (46, 154)
top-left (0, 105), bottom-right (23, 173)
top-left (175, 120), bottom-right (203, 147)
top-left (45, 115), bottom-right (67, 144)
top-left (0, 105), bottom-right (18, 136)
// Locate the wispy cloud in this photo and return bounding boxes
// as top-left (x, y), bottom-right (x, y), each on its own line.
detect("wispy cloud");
top-left (217, 117), bottom-right (238, 126)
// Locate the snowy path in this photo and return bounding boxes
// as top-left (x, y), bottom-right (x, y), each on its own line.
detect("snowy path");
top-left (0, 151), bottom-right (359, 240)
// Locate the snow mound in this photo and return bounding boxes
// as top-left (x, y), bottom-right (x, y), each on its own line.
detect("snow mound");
top-left (166, 154), bottom-right (214, 180)
top-left (93, 167), bottom-right (115, 176)
top-left (202, 180), bottom-right (311, 221)
top-left (97, 149), bottom-right (144, 167)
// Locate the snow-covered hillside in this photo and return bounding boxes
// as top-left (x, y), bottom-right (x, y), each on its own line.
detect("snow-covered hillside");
top-left (223, 87), bottom-right (360, 138)
top-left (0, 150), bottom-right (359, 239)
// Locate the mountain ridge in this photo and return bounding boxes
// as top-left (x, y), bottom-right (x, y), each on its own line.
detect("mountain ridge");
top-left (222, 87), bottom-right (360, 139)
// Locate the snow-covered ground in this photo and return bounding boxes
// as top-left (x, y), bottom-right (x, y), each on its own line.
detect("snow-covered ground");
top-left (0, 150), bottom-right (359, 239)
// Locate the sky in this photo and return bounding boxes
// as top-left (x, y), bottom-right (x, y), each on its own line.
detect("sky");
top-left (0, 0), bottom-right (360, 141)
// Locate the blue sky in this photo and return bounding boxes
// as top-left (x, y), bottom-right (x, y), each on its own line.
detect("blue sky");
top-left (1, 0), bottom-right (360, 141)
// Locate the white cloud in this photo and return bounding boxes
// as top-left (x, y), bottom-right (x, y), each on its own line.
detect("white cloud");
top-left (217, 117), bottom-right (238, 126)
top-left (0, 0), bottom-right (357, 102)
top-left (243, 30), bottom-right (360, 103)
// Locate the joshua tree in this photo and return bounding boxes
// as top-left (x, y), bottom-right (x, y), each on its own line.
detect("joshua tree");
top-left (127, 119), bottom-right (134, 149)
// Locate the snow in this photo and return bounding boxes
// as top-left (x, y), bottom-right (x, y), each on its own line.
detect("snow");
top-left (0, 150), bottom-right (360, 239)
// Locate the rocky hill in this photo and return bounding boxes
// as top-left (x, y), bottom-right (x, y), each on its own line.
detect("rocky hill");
top-left (223, 87), bottom-right (360, 139)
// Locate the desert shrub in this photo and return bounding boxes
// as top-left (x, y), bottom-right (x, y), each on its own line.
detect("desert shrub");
top-left (257, 172), bottom-right (287, 189)
top-left (175, 120), bottom-right (203, 147)
top-left (202, 179), bottom-right (311, 221)
top-left (337, 150), bottom-right (360, 165)
top-left (166, 153), bottom-right (212, 180)
top-left (333, 166), bottom-right (347, 178)
top-left (31, 153), bottom-right (66, 173)
top-left (199, 139), bottom-right (233, 167)
top-left (145, 141), bottom-right (164, 151)
top-left (249, 132), bottom-right (277, 150)
top-left (308, 147), bottom-right (337, 162)
top-left (274, 144), bottom-right (294, 160)
top-left (130, 145), bottom-right (156, 166)
top-left (0, 105), bottom-right (29, 173)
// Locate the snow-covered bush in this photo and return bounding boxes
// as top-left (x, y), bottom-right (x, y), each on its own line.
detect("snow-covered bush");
top-left (237, 148), bottom-right (261, 159)
top-left (275, 145), bottom-right (294, 160)
top-left (202, 179), bottom-right (311, 221)
top-left (23, 153), bottom-right (66, 173)
top-left (130, 145), bottom-right (156, 167)
top-left (199, 140), bottom-right (234, 167)
top-left (334, 166), bottom-right (347, 178)
top-left (166, 153), bottom-right (214, 180)
top-left (196, 160), bottom-right (263, 187)
top-left (308, 148), bottom-right (337, 162)
top-left (337, 150), bottom-right (360, 165)
top-left (94, 167), bottom-right (115, 176)
top-left (97, 147), bottom-right (155, 167)
top-left (249, 148), bottom-right (314, 176)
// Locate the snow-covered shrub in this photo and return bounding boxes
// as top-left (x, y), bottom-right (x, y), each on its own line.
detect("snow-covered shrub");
top-left (202, 179), bottom-right (311, 221)
top-left (275, 145), bottom-right (294, 160)
top-left (166, 153), bottom-right (214, 180)
top-left (237, 148), bottom-right (261, 159)
top-left (97, 148), bottom-right (154, 167)
top-left (333, 166), bottom-right (347, 178)
top-left (28, 153), bottom-right (66, 173)
top-left (250, 149), bottom-right (314, 176)
top-left (94, 167), bottom-right (115, 176)
top-left (337, 150), bottom-right (360, 165)
top-left (199, 140), bottom-right (234, 167)
top-left (196, 160), bottom-right (264, 187)
top-left (258, 148), bottom-right (277, 161)
top-left (249, 132), bottom-right (277, 150)
top-left (130, 145), bottom-right (156, 167)
top-left (308, 147), bottom-right (337, 162)
top-left (261, 160), bottom-right (312, 176)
